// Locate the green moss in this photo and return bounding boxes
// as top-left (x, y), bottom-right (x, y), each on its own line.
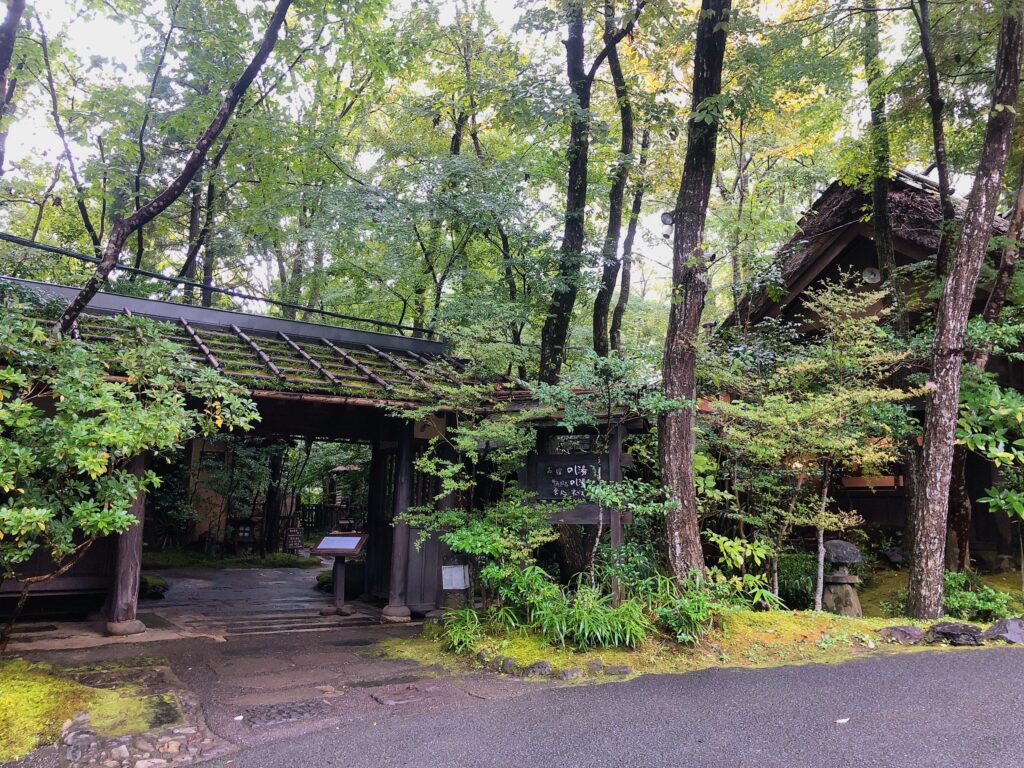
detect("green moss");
top-left (0, 660), bottom-right (95, 762)
top-left (142, 549), bottom-right (321, 570)
top-left (376, 609), bottom-right (951, 683)
top-left (0, 660), bottom-right (182, 763)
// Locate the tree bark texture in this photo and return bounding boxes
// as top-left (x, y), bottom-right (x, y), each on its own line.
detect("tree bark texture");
top-left (537, 0), bottom-right (644, 383)
top-left (0, 0), bottom-right (25, 176)
top-left (660, 0), bottom-right (732, 581)
top-left (907, 4), bottom-right (1023, 619)
top-left (913, 0), bottom-right (958, 279)
top-left (862, 0), bottom-right (907, 333)
top-left (610, 127), bottom-right (650, 353)
top-left (592, 21), bottom-right (634, 357)
top-left (52, 0), bottom-right (293, 335)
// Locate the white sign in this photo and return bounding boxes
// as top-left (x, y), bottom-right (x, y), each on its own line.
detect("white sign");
top-left (442, 564), bottom-right (470, 591)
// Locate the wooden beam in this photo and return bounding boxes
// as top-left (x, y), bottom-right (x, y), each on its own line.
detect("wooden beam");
top-left (179, 318), bottom-right (222, 371)
top-left (278, 331), bottom-right (340, 385)
top-left (366, 344), bottom-right (437, 393)
top-left (231, 323), bottom-right (286, 380)
top-left (320, 337), bottom-right (392, 390)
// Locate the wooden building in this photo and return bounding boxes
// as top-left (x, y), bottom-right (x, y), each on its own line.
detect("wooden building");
top-left (0, 277), bottom-right (478, 628)
top-left (730, 171), bottom-right (1019, 567)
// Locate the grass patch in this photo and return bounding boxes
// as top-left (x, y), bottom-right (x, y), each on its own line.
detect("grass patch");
top-left (0, 660), bottom-right (176, 763)
top-left (141, 548), bottom-right (322, 570)
top-left (377, 609), bottom-right (943, 683)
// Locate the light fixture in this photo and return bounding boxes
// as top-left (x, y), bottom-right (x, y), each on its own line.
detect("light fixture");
top-left (660, 211), bottom-right (675, 226)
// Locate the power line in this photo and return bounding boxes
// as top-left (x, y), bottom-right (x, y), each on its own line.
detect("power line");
top-left (0, 231), bottom-right (431, 338)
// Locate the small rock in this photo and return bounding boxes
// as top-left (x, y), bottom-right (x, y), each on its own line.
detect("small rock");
top-left (66, 745), bottom-right (83, 761)
top-left (134, 760), bottom-right (169, 768)
top-left (520, 661), bottom-right (552, 677)
top-left (981, 617), bottom-right (1024, 644)
top-left (135, 740), bottom-right (155, 753)
top-left (558, 668), bottom-right (584, 681)
top-left (475, 650), bottom-right (489, 666)
top-left (102, 761), bottom-right (120, 768)
top-left (171, 727), bottom-right (197, 735)
top-left (586, 659), bottom-right (604, 671)
top-left (338, 604), bottom-right (357, 616)
top-left (319, 606), bottom-right (339, 616)
top-left (880, 625), bottom-right (924, 645)
top-left (110, 745), bottom-right (130, 760)
top-left (157, 740), bottom-right (180, 754)
top-left (925, 621), bottom-right (984, 646)
top-left (489, 656), bottom-right (504, 672)
top-left (500, 657), bottom-right (518, 675)
top-left (603, 664), bottom-right (632, 676)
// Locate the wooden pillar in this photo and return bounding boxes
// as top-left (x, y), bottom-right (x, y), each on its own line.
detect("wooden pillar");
top-left (106, 455), bottom-right (148, 636)
top-left (383, 421), bottom-right (414, 621)
top-left (332, 556), bottom-right (347, 610)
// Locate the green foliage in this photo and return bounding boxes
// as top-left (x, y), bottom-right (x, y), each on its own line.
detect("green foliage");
top-left (776, 553), bottom-right (817, 610)
top-left (442, 607), bottom-right (486, 654)
top-left (0, 293), bottom-right (257, 581)
top-left (529, 583), bottom-right (652, 650)
top-left (886, 571), bottom-right (1016, 622)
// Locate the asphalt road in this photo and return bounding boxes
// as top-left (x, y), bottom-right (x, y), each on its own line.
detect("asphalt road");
top-left (205, 647), bottom-right (1024, 768)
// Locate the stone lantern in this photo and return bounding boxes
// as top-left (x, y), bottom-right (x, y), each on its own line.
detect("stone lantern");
top-left (821, 539), bottom-right (862, 617)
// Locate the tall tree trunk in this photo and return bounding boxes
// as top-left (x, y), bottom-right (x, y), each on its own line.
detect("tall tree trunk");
top-left (907, 3), bottom-right (1023, 619)
top-left (913, 0), bottom-right (958, 279)
top-left (610, 127), bottom-right (650, 353)
top-left (946, 151), bottom-right (1024, 569)
top-left (862, 0), bottom-right (907, 334)
top-left (0, 0), bottom-right (25, 176)
top-left (592, 15), bottom-right (633, 357)
top-left (537, 0), bottom-right (644, 383)
top-left (660, 0), bottom-right (732, 582)
top-left (52, 0), bottom-right (293, 335)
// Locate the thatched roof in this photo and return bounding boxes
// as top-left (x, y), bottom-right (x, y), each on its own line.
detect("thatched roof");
top-left (734, 170), bottom-right (1011, 324)
top-left (4, 277), bottom-right (467, 407)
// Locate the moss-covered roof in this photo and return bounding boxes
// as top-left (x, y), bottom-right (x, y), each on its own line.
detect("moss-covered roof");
top-left (6, 277), bottom-right (465, 406)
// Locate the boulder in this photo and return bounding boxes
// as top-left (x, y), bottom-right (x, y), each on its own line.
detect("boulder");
top-left (880, 625), bottom-right (924, 645)
top-left (500, 657), bottom-right (518, 675)
top-left (882, 547), bottom-right (904, 566)
top-left (603, 664), bottom-right (632, 676)
top-left (558, 668), bottom-right (584, 681)
top-left (981, 617), bottom-right (1024, 645)
top-left (824, 540), bottom-right (862, 566)
top-left (520, 661), bottom-right (552, 678)
top-left (925, 621), bottom-right (984, 646)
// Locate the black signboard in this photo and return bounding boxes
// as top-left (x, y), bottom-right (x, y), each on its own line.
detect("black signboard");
top-left (284, 527), bottom-right (304, 550)
top-left (535, 454), bottom-right (605, 501)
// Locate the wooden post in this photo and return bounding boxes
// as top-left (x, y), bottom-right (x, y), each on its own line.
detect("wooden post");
top-left (106, 455), bottom-right (148, 636)
top-left (609, 423), bottom-right (625, 605)
top-left (383, 421), bottom-right (414, 621)
top-left (332, 556), bottom-right (347, 610)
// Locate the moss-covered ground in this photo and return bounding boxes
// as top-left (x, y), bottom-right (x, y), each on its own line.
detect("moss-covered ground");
top-left (0, 659), bottom-right (179, 763)
top-left (859, 568), bottom-right (1024, 618)
top-left (377, 609), bottom-right (956, 684)
top-left (141, 548), bottom-right (321, 570)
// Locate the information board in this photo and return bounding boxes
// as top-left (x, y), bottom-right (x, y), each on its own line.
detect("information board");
top-left (284, 527), bottom-right (304, 550)
top-left (535, 455), bottom-right (604, 501)
top-left (312, 532), bottom-right (368, 557)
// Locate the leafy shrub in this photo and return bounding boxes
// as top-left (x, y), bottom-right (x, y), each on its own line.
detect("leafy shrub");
top-left (885, 570), bottom-right (1016, 621)
top-left (640, 573), bottom-right (717, 644)
top-left (442, 607), bottom-right (485, 653)
top-left (531, 583), bottom-right (652, 650)
top-left (777, 553), bottom-right (817, 610)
